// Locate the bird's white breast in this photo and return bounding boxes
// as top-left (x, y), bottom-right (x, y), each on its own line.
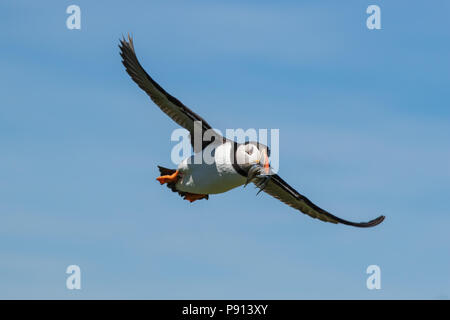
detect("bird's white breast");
top-left (175, 142), bottom-right (246, 194)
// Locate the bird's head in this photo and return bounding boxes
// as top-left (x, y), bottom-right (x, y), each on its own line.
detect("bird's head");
top-left (235, 142), bottom-right (271, 175)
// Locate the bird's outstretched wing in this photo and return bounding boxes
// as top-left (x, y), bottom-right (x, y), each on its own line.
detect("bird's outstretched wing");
top-left (254, 174), bottom-right (385, 227)
top-left (119, 35), bottom-right (224, 152)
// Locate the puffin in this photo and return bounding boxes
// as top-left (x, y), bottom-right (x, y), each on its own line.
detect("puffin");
top-left (119, 35), bottom-right (385, 228)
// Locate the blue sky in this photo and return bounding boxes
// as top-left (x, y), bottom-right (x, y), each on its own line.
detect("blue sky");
top-left (1, 0), bottom-right (449, 299)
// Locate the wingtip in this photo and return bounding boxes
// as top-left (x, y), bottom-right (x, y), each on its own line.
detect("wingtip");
top-left (119, 33), bottom-right (134, 48)
top-left (372, 215), bottom-right (386, 226)
top-left (336, 214), bottom-right (385, 228)
top-left (358, 215), bottom-right (385, 228)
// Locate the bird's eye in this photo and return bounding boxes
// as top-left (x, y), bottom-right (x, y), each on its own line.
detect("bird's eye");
top-left (246, 147), bottom-right (254, 155)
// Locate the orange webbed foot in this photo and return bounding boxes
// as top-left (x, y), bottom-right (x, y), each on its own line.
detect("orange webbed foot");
top-left (156, 170), bottom-right (180, 185)
top-left (183, 193), bottom-right (209, 203)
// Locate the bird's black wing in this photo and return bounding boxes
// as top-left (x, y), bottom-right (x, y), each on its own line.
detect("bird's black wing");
top-left (119, 35), bottom-right (224, 152)
top-left (255, 174), bottom-right (385, 227)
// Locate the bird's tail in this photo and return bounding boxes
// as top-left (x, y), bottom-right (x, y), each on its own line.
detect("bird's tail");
top-left (157, 165), bottom-right (177, 177)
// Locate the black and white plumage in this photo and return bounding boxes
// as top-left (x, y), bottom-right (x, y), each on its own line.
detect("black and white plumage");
top-left (119, 35), bottom-right (385, 228)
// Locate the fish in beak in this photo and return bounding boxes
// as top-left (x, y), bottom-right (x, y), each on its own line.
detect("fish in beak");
top-left (244, 164), bottom-right (261, 187)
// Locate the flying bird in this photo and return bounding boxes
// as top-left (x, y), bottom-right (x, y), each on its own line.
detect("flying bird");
top-left (119, 35), bottom-right (385, 228)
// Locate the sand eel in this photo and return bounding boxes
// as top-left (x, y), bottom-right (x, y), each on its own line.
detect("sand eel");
top-left (119, 35), bottom-right (385, 228)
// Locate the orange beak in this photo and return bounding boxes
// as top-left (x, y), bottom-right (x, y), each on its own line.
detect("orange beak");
top-left (263, 151), bottom-right (270, 174)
